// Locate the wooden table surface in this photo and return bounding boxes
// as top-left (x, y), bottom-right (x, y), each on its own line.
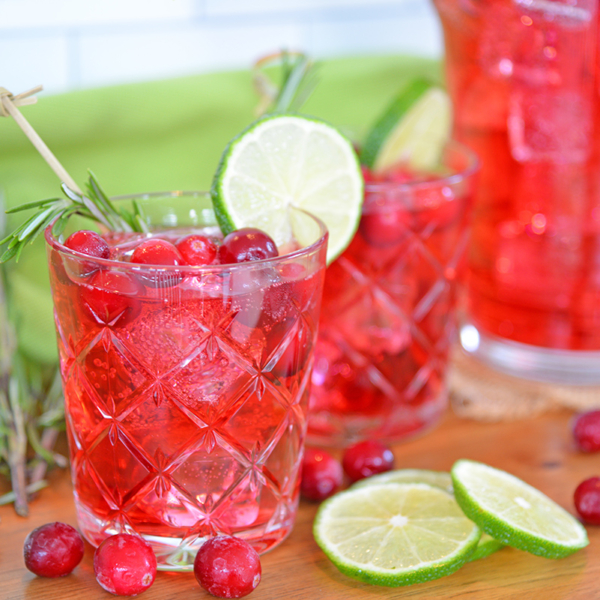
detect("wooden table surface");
top-left (1, 409), bottom-right (599, 600)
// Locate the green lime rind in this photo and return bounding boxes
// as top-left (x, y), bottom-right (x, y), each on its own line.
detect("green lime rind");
top-left (360, 78), bottom-right (437, 169)
top-left (313, 483), bottom-right (481, 587)
top-left (210, 112), bottom-right (364, 264)
top-left (350, 468), bottom-right (453, 494)
top-left (451, 460), bottom-right (589, 560)
top-left (467, 533), bottom-right (505, 562)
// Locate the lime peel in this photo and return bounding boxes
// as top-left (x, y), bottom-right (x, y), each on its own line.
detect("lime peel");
top-left (313, 482), bottom-right (481, 587)
top-left (451, 459), bottom-right (589, 559)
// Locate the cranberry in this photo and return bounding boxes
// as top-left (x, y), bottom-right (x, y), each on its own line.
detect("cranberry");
top-left (574, 477), bottom-right (600, 525)
top-left (194, 536), bottom-right (261, 599)
top-left (218, 228), bottom-right (278, 264)
top-left (359, 206), bottom-right (411, 248)
top-left (93, 534), bottom-right (157, 596)
top-left (80, 270), bottom-right (143, 326)
top-left (342, 440), bottom-right (395, 482)
top-left (177, 234), bottom-right (218, 265)
top-left (130, 238), bottom-right (184, 266)
top-left (301, 448), bottom-right (343, 501)
top-left (23, 522), bottom-right (84, 578)
top-left (63, 230), bottom-right (111, 279)
top-left (572, 410), bottom-right (600, 453)
top-left (65, 230), bottom-right (110, 259)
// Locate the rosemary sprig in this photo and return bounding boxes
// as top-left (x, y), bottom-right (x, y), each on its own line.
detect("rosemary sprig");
top-left (0, 263), bottom-right (66, 515)
top-left (0, 170), bottom-right (148, 263)
top-left (253, 50), bottom-right (320, 117)
top-left (1, 86), bottom-right (149, 263)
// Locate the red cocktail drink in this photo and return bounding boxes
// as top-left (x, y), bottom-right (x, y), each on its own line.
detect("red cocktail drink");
top-left (308, 143), bottom-right (479, 446)
top-left (434, 0), bottom-right (600, 383)
top-left (45, 192), bottom-right (327, 570)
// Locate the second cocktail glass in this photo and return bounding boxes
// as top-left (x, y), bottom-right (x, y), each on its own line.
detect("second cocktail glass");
top-left (45, 192), bottom-right (327, 570)
top-left (308, 142), bottom-right (479, 447)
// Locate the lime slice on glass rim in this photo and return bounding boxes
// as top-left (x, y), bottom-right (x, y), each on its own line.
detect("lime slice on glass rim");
top-left (361, 78), bottom-right (452, 174)
top-left (451, 459), bottom-right (589, 559)
top-left (313, 482), bottom-right (480, 587)
top-left (350, 468), bottom-right (504, 562)
top-left (211, 113), bottom-right (364, 264)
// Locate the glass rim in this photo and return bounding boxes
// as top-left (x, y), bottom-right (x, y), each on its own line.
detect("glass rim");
top-left (45, 191), bottom-right (329, 272)
top-left (363, 139), bottom-right (480, 194)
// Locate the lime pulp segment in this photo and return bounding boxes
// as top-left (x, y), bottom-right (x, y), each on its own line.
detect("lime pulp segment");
top-left (350, 469), bottom-right (504, 561)
top-left (211, 114), bottom-right (364, 264)
top-left (313, 482), bottom-right (481, 587)
top-left (451, 460), bottom-right (589, 559)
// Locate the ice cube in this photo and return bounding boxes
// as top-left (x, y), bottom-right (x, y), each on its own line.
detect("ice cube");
top-left (508, 88), bottom-right (592, 163)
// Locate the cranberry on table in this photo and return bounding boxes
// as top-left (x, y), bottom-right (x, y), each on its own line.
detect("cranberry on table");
top-left (194, 536), bottom-right (261, 599)
top-left (342, 440), bottom-right (395, 482)
top-left (130, 238), bottom-right (184, 265)
top-left (218, 228), bottom-right (278, 264)
top-left (301, 448), bottom-right (343, 502)
top-left (23, 522), bottom-right (84, 578)
top-left (574, 477), bottom-right (600, 525)
top-left (176, 234), bottom-right (218, 265)
top-left (65, 230), bottom-right (110, 259)
top-left (94, 533), bottom-right (157, 597)
top-left (572, 410), bottom-right (600, 453)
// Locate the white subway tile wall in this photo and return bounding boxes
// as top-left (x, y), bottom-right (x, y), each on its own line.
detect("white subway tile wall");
top-left (1, 0), bottom-right (441, 95)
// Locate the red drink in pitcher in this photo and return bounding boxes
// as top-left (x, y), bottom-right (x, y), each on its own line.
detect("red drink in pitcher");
top-left (308, 143), bottom-right (479, 447)
top-left (434, 0), bottom-right (600, 383)
top-left (46, 192), bottom-right (327, 570)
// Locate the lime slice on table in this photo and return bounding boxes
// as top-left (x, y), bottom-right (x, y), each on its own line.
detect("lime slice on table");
top-left (451, 459), bottom-right (589, 559)
top-left (211, 114), bottom-right (364, 264)
top-left (313, 483), bottom-right (481, 587)
top-left (350, 468), bottom-right (454, 494)
top-left (350, 469), bottom-right (504, 562)
top-left (361, 78), bottom-right (452, 174)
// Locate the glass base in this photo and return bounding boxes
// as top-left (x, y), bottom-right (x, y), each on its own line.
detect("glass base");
top-left (460, 323), bottom-right (600, 386)
top-left (74, 500), bottom-right (295, 571)
top-left (306, 391), bottom-right (448, 448)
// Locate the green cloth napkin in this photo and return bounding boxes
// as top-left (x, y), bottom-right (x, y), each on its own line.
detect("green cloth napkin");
top-left (0, 54), bottom-right (440, 365)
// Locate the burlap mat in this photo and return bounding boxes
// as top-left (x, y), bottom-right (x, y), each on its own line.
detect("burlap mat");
top-left (448, 345), bottom-right (600, 422)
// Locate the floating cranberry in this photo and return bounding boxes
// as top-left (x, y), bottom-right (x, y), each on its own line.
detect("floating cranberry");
top-left (23, 522), bottom-right (84, 578)
top-left (130, 238), bottom-right (184, 266)
top-left (93, 534), bottom-right (157, 597)
top-left (359, 206), bottom-right (411, 248)
top-left (572, 410), bottom-right (600, 453)
top-left (65, 230), bottom-right (110, 259)
top-left (574, 477), bottom-right (600, 525)
top-left (63, 230), bottom-right (111, 279)
top-left (342, 440), bottom-right (395, 482)
top-left (218, 228), bottom-right (278, 264)
top-left (194, 536), bottom-right (261, 599)
top-left (177, 234), bottom-right (218, 265)
top-left (301, 448), bottom-right (343, 502)
top-left (80, 270), bottom-right (143, 326)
